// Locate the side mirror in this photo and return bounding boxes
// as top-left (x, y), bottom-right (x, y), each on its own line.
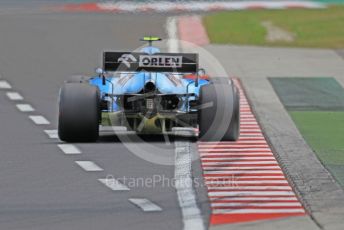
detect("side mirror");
top-left (95, 67), bottom-right (106, 85)
top-left (195, 68), bottom-right (206, 88)
top-left (95, 67), bottom-right (104, 76)
top-left (198, 68), bottom-right (206, 76)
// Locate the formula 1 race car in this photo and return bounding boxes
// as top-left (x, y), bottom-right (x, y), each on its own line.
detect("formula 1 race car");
top-left (58, 37), bottom-right (239, 142)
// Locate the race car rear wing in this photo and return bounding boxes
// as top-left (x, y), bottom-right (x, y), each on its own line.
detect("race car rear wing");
top-left (103, 52), bottom-right (198, 73)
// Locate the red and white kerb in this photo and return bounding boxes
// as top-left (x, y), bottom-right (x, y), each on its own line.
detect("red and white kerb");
top-left (198, 79), bottom-right (306, 225)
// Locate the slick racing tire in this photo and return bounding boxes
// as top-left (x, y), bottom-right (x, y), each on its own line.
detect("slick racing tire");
top-left (227, 86), bottom-right (240, 141)
top-left (198, 79), bottom-right (240, 141)
top-left (58, 83), bottom-right (100, 142)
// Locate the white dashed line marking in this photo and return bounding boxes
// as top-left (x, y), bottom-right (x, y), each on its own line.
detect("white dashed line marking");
top-left (44, 130), bottom-right (58, 139)
top-left (16, 104), bottom-right (35, 112)
top-left (98, 178), bottom-right (130, 191)
top-left (58, 144), bottom-right (81, 154)
top-left (0, 80), bottom-right (11, 89)
top-left (75, 161), bottom-right (103, 172)
top-left (6, 92), bottom-right (23, 100)
top-left (29, 115), bottom-right (50, 125)
top-left (129, 198), bottom-right (162, 212)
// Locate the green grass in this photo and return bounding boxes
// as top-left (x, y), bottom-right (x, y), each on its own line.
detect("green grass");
top-left (290, 111), bottom-right (344, 187)
top-left (315, 0), bottom-right (344, 4)
top-left (203, 6), bottom-right (344, 48)
top-left (269, 77), bottom-right (344, 111)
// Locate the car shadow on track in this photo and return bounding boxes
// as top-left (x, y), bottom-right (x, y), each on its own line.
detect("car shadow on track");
top-left (97, 133), bottom-right (198, 143)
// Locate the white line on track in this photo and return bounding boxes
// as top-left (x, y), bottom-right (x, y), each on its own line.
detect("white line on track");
top-left (166, 17), bottom-right (179, 52)
top-left (0, 80), bottom-right (11, 89)
top-left (168, 15), bottom-right (205, 229)
top-left (206, 180), bottom-right (288, 184)
top-left (200, 145), bottom-right (266, 148)
top-left (240, 129), bottom-right (262, 132)
top-left (202, 161), bottom-right (278, 165)
top-left (208, 191), bottom-right (296, 196)
top-left (240, 133), bottom-right (263, 136)
top-left (75, 161), bottom-right (103, 172)
top-left (238, 137), bottom-right (265, 141)
top-left (6, 92), bottom-right (23, 100)
top-left (201, 157), bottom-right (276, 161)
top-left (200, 141), bottom-right (266, 145)
top-left (212, 209), bottom-right (305, 214)
top-left (203, 166), bottom-right (281, 170)
top-left (202, 153), bottom-right (272, 156)
top-left (44, 129), bottom-right (58, 139)
top-left (174, 132), bottom-right (205, 230)
top-left (58, 144), bottom-right (81, 154)
top-left (16, 104), bottom-right (35, 112)
top-left (29, 115), bottom-right (50, 125)
top-left (199, 144), bottom-right (269, 148)
top-left (199, 144), bottom-right (271, 152)
top-left (129, 198), bottom-right (162, 212)
top-left (200, 138), bottom-right (265, 143)
top-left (239, 135), bottom-right (264, 138)
top-left (207, 186), bottom-right (292, 190)
top-left (240, 119), bottom-right (259, 121)
top-left (204, 176), bottom-right (286, 179)
top-left (199, 144), bottom-right (268, 148)
top-left (199, 148), bottom-right (272, 151)
top-left (200, 149), bottom-right (272, 152)
top-left (210, 197), bottom-right (298, 201)
top-left (201, 152), bottom-right (272, 155)
top-left (98, 178), bottom-right (130, 191)
top-left (240, 121), bottom-right (259, 128)
top-left (201, 156), bottom-right (274, 159)
top-left (240, 126), bottom-right (261, 129)
top-left (203, 170), bottom-right (283, 175)
top-left (211, 202), bottom-right (302, 207)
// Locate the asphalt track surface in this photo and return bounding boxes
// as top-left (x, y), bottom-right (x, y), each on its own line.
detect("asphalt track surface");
top-left (0, 12), bottom-right (210, 230)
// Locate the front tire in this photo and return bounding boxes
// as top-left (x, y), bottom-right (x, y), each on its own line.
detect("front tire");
top-left (58, 83), bottom-right (100, 142)
top-left (198, 80), bottom-right (240, 141)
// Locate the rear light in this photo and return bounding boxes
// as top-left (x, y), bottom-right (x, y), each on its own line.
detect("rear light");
top-left (146, 98), bottom-right (154, 110)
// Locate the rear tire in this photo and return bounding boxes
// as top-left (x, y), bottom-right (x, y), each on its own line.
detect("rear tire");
top-left (58, 83), bottom-right (100, 142)
top-left (198, 80), bottom-right (240, 141)
top-left (227, 86), bottom-right (240, 141)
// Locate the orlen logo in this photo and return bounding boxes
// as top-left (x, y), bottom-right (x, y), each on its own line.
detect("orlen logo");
top-left (139, 55), bottom-right (182, 68)
top-left (118, 54), bottom-right (137, 68)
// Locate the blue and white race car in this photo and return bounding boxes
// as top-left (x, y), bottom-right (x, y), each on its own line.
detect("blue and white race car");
top-left (58, 37), bottom-right (239, 142)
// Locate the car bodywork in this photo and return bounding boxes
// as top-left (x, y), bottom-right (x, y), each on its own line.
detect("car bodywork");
top-left (58, 37), bottom-right (239, 142)
top-left (88, 42), bottom-right (209, 134)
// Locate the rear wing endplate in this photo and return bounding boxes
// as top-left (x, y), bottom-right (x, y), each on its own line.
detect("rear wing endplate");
top-left (103, 52), bottom-right (198, 73)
